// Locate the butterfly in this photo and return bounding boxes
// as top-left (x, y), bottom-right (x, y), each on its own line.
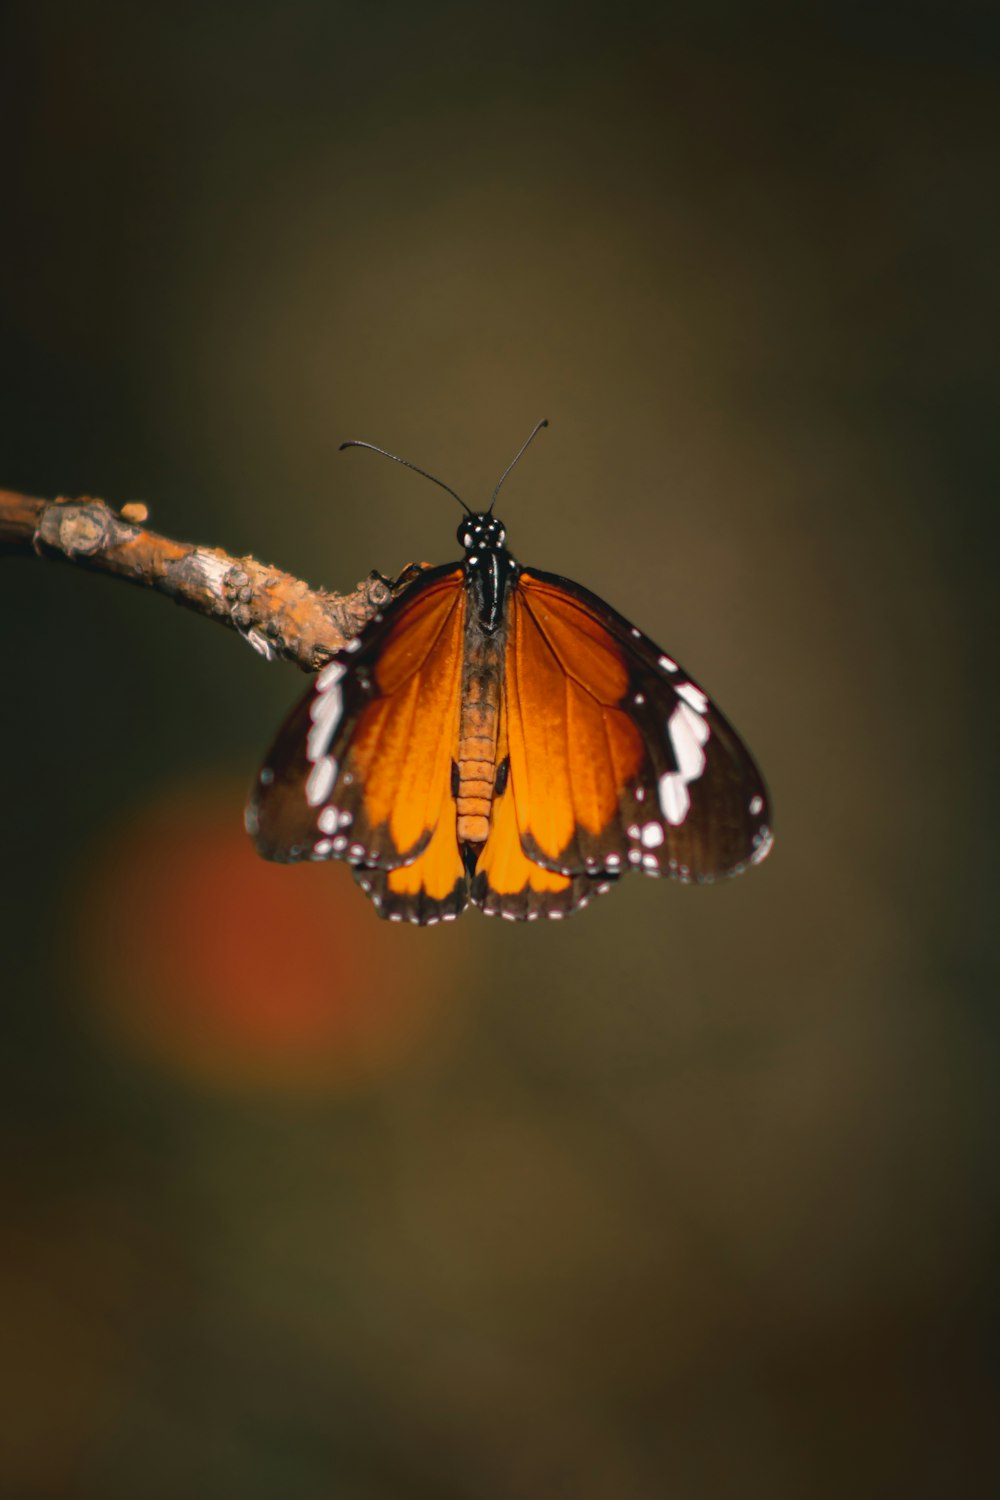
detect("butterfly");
top-left (246, 423), bottom-right (773, 924)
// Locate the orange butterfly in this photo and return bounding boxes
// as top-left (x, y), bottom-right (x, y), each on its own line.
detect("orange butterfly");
top-left (247, 423), bottom-right (773, 923)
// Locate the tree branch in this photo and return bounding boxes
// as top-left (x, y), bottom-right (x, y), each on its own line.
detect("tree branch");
top-left (0, 487), bottom-right (398, 672)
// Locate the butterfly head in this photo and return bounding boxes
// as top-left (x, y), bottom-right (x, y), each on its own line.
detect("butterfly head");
top-left (457, 513), bottom-right (507, 555)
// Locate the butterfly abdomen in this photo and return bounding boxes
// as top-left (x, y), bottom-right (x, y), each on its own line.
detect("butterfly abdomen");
top-left (455, 626), bottom-right (504, 844)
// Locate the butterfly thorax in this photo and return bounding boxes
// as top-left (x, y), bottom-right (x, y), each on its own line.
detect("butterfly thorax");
top-left (453, 512), bottom-right (518, 844)
top-left (457, 512), bottom-right (519, 634)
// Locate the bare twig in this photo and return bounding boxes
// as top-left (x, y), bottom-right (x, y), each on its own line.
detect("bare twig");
top-left (0, 487), bottom-right (398, 671)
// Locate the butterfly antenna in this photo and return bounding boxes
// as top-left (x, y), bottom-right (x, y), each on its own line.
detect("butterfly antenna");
top-left (339, 440), bottom-right (472, 515)
top-left (489, 418), bottom-right (549, 513)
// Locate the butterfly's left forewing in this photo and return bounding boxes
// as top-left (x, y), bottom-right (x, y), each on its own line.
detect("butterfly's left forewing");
top-left (248, 564), bottom-right (471, 922)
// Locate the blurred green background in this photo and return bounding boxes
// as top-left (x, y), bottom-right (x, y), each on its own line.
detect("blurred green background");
top-left (1, 3), bottom-right (998, 1497)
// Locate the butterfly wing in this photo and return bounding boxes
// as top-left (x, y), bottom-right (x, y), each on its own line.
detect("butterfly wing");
top-left (469, 687), bottom-right (620, 921)
top-left (247, 563), bottom-right (470, 923)
top-left (471, 567), bottom-right (771, 914)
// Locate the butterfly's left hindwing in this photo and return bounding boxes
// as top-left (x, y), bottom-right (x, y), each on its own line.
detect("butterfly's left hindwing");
top-left (248, 564), bottom-right (471, 921)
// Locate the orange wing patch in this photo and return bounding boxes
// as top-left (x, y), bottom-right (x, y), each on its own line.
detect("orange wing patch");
top-left (343, 573), bottom-right (470, 921)
top-left (471, 674), bottom-right (617, 920)
top-left (314, 572), bottom-right (463, 874)
top-left (250, 566), bottom-right (471, 923)
top-left (386, 816), bottom-right (466, 901)
top-left (505, 577), bottom-right (645, 875)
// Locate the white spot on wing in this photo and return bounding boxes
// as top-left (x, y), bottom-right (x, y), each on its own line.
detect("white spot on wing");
top-left (658, 689), bottom-right (713, 826)
top-left (676, 681), bottom-right (709, 715)
top-left (306, 756), bottom-right (336, 806)
top-left (307, 675), bottom-right (344, 762)
top-left (749, 794), bottom-right (764, 816)
top-left (658, 772), bottom-right (690, 826)
top-left (678, 700), bottom-right (710, 746)
top-left (751, 826), bottom-right (774, 865)
top-left (668, 703), bottom-right (707, 783)
top-left (318, 806), bottom-right (340, 834)
top-left (640, 821), bottom-right (664, 848)
top-left (658, 654), bottom-right (678, 673)
top-left (310, 684), bottom-right (342, 728)
top-left (317, 660), bottom-right (346, 690)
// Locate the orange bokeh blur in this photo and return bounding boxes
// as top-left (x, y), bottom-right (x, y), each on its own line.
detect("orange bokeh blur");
top-left (71, 780), bottom-right (460, 1092)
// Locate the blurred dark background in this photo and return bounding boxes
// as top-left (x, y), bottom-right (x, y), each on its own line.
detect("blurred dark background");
top-left (1, 3), bottom-right (998, 1497)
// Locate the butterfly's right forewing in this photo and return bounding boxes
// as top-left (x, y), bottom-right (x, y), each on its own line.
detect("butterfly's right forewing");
top-left (497, 569), bottom-right (772, 888)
